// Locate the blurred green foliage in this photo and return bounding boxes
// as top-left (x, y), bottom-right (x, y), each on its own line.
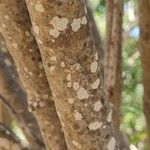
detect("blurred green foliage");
top-left (89, 0), bottom-right (148, 149)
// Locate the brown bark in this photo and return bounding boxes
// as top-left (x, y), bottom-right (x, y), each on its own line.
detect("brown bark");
top-left (0, 0), bottom-right (67, 150)
top-left (0, 138), bottom-right (21, 150)
top-left (139, 0), bottom-right (150, 146)
top-left (0, 49), bottom-right (45, 149)
top-left (105, 0), bottom-right (123, 137)
top-left (26, 0), bottom-right (117, 149)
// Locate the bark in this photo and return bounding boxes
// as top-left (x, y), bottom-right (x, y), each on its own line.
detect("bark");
top-left (86, 2), bottom-right (104, 65)
top-left (0, 1), bottom-right (67, 150)
top-left (0, 49), bottom-right (46, 149)
top-left (105, 0), bottom-right (123, 137)
top-left (26, 0), bottom-right (117, 149)
top-left (139, 0), bottom-right (150, 146)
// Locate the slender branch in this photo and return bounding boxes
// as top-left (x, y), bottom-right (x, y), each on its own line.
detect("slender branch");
top-left (0, 122), bottom-right (22, 147)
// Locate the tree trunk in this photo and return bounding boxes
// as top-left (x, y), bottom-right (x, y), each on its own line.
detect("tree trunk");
top-left (0, 1), bottom-right (67, 149)
top-left (26, 0), bottom-right (117, 149)
top-left (0, 49), bottom-right (46, 149)
top-left (139, 0), bottom-right (150, 146)
top-left (105, 0), bottom-right (123, 137)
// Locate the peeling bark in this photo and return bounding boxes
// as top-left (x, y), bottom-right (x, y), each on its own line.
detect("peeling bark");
top-left (105, 0), bottom-right (123, 137)
top-left (0, 1), bottom-right (67, 150)
top-left (139, 0), bottom-right (150, 146)
top-left (26, 0), bottom-right (117, 149)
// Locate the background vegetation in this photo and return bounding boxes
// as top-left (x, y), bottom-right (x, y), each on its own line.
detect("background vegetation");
top-left (89, 0), bottom-right (148, 149)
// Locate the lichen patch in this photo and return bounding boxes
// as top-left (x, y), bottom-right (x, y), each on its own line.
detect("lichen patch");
top-left (71, 16), bottom-right (87, 32)
top-left (76, 87), bottom-right (89, 100)
top-left (66, 74), bottom-right (71, 81)
top-left (74, 110), bottom-right (82, 121)
top-left (107, 137), bottom-right (116, 150)
top-left (67, 82), bottom-right (72, 88)
top-left (73, 82), bottom-right (79, 91)
top-left (35, 3), bottom-right (44, 12)
top-left (94, 100), bottom-right (102, 112)
top-left (88, 121), bottom-right (102, 131)
top-left (107, 110), bottom-right (112, 122)
top-left (49, 16), bottom-right (69, 38)
top-left (90, 61), bottom-right (98, 73)
top-left (68, 98), bottom-right (74, 104)
top-left (49, 29), bottom-right (60, 38)
top-left (50, 56), bottom-right (57, 62)
top-left (91, 78), bottom-right (100, 89)
top-left (61, 61), bottom-right (66, 68)
top-left (95, 52), bottom-right (98, 60)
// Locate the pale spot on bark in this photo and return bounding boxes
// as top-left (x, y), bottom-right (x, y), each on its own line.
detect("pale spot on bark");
top-left (29, 49), bottom-right (33, 53)
top-left (77, 87), bottom-right (89, 100)
top-left (61, 61), bottom-right (65, 67)
top-left (68, 98), bottom-right (74, 104)
top-left (91, 78), bottom-right (100, 89)
top-left (81, 16), bottom-right (87, 25)
top-left (49, 16), bottom-right (69, 38)
top-left (33, 101), bottom-right (38, 108)
top-left (37, 38), bottom-right (43, 44)
top-left (94, 100), bottom-right (102, 112)
top-left (67, 82), bottom-right (72, 88)
top-left (73, 82), bottom-right (79, 91)
top-left (66, 74), bottom-right (71, 81)
top-left (50, 16), bottom-right (69, 31)
top-left (33, 25), bottom-right (39, 35)
top-left (39, 101), bottom-right (45, 107)
top-left (5, 15), bottom-right (9, 20)
top-left (88, 121), bottom-right (102, 130)
top-left (1, 23), bottom-right (6, 28)
top-left (29, 72), bottom-right (33, 76)
top-left (73, 63), bottom-right (81, 70)
top-left (71, 16), bottom-right (87, 32)
top-left (74, 110), bottom-right (82, 121)
top-left (50, 66), bottom-right (55, 71)
top-left (38, 62), bottom-right (44, 69)
top-left (24, 67), bottom-right (28, 73)
top-left (49, 29), bottom-right (60, 38)
top-left (12, 42), bottom-right (18, 49)
top-left (35, 3), bottom-right (44, 12)
top-left (25, 31), bottom-right (31, 37)
top-left (50, 56), bottom-right (57, 62)
top-left (72, 140), bottom-right (81, 149)
top-left (107, 137), bottom-right (116, 150)
top-left (71, 18), bottom-right (81, 32)
top-left (107, 110), bottom-right (112, 122)
top-left (95, 52), bottom-right (98, 60)
top-left (90, 61), bottom-right (98, 73)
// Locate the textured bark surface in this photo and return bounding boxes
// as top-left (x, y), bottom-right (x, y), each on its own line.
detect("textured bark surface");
top-left (0, 1), bottom-right (67, 150)
top-left (105, 0), bottom-right (123, 136)
top-left (0, 137), bottom-right (21, 150)
top-left (26, 0), bottom-right (117, 149)
top-left (139, 0), bottom-right (150, 146)
top-left (0, 49), bottom-right (45, 149)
